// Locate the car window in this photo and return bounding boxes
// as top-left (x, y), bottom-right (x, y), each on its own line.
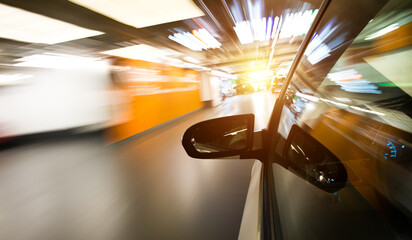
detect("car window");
top-left (273, 0), bottom-right (412, 238)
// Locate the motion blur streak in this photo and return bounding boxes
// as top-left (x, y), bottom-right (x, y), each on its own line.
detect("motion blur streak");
top-left (0, 0), bottom-right (411, 239)
top-left (0, 92), bottom-right (275, 240)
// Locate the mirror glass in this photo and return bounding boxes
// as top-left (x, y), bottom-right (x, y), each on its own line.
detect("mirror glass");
top-left (191, 118), bottom-right (249, 153)
top-left (285, 125), bottom-right (347, 192)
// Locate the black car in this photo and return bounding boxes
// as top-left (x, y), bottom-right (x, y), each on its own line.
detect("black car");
top-left (182, 0), bottom-right (412, 239)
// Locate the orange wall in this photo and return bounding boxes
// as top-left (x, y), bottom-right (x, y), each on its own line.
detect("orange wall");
top-left (107, 58), bottom-right (203, 143)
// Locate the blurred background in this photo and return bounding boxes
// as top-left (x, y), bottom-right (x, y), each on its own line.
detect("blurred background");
top-left (0, 0), bottom-right (320, 143)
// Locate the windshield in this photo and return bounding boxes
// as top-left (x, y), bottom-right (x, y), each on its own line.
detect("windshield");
top-left (274, 0), bottom-right (412, 238)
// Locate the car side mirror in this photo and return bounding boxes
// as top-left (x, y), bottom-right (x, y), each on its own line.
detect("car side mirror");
top-left (182, 114), bottom-right (254, 159)
top-left (284, 125), bottom-right (347, 192)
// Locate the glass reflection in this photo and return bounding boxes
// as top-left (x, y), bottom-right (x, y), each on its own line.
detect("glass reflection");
top-left (285, 125), bottom-right (347, 192)
top-left (277, 0), bottom-right (412, 237)
top-left (191, 119), bottom-right (248, 153)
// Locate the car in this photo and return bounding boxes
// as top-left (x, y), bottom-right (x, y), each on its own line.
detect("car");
top-left (182, 0), bottom-right (412, 239)
top-left (234, 82), bottom-right (255, 95)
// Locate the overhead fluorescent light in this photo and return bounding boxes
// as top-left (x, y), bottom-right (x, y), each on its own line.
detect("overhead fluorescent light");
top-left (233, 20), bottom-right (255, 44)
top-left (169, 29), bottom-right (221, 51)
top-left (233, 9), bottom-right (317, 45)
top-left (266, 17), bottom-right (273, 41)
top-left (193, 29), bottom-right (222, 49)
top-left (279, 9), bottom-right (318, 39)
top-left (0, 3), bottom-right (104, 44)
top-left (101, 44), bottom-right (172, 61)
top-left (69, 0), bottom-right (204, 28)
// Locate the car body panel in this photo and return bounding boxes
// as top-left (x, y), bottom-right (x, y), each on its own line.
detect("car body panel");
top-left (238, 160), bottom-right (263, 240)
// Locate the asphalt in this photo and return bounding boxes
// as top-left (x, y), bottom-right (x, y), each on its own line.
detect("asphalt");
top-left (0, 92), bottom-right (276, 240)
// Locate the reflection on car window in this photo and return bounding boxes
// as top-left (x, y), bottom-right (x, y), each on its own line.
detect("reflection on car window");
top-left (275, 0), bottom-right (412, 238)
top-left (192, 119), bottom-right (248, 152)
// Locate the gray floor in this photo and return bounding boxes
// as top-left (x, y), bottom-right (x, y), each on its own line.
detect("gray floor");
top-left (0, 92), bottom-right (276, 240)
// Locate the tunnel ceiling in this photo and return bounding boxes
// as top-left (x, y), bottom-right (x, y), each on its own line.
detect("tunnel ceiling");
top-left (0, 0), bottom-right (321, 75)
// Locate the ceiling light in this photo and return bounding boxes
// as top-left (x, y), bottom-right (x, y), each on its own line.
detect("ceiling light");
top-left (0, 3), bottom-right (104, 44)
top-left (101, 44), bottom-right (172, 61)
top-left (169, 29), bottom-right (221, 51)
top-left (267, 16), bottom-right (281, 69)
top-left (252, 17), bottom-right (266, 42)
top-left (69, 0), bottom-right (204, 28)
top-left (233, 21), bottom-right (254, 44)
top-left (279, 9), bottom-right (317, 39)
top-left (270, 16), bottom-right (280, 39)
top-left (193, 29), bottom-right (221, 49)
top-left (169, 33), bottom-right (204, 51)
top-left (233, 9), bottom-right (317, 44)
top-left (266, 17), bottom-right (273, 41)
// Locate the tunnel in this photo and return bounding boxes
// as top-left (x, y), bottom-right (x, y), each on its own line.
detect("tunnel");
top-left (0, 0), bottom-right (411, 239)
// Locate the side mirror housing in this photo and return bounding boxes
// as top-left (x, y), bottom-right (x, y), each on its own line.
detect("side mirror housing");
top-left (182, 114), bottom-right (254, 159)
top-left (284, 125), bottom-right (347, 192)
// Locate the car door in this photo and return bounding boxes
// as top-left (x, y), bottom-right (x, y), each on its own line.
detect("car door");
top-left (268, 0), bottom-right (412, 239)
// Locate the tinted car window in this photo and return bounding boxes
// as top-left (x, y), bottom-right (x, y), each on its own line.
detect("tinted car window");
top-left (274, 0), bottom-right (412, 238)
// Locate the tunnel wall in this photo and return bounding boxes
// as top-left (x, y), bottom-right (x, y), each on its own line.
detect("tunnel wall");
top-left (0, 60), bottom-right (113, 138)
top-left (106, 58), bottom-right (203, 143)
